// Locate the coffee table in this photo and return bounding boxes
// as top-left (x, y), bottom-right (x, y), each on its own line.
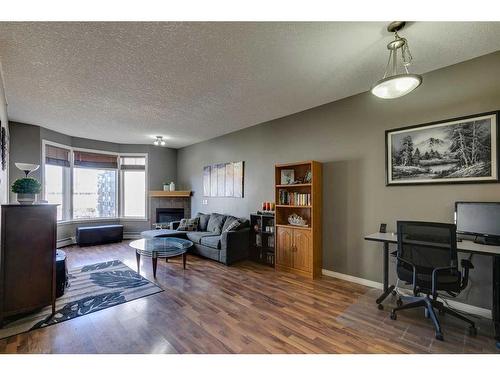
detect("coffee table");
top-left (129, 237), bottom-right (193, 278)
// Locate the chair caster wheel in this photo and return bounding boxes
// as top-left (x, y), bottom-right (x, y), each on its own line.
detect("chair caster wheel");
top-left (396, 298), bottom-right (403, 307)
top-left (468, 326), bottom-right (477, 337)
top-left (390, 311), bottom-right (397, 320)
top-left (435, 333), bottom-right (444, 341)
top-left (377, 304), bottom-right (384, 310)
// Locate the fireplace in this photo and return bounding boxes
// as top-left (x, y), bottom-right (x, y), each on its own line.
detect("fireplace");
top-left (156, 208), bottom-right (184, 224)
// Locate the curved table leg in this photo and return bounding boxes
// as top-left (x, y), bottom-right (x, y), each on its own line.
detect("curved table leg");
top-left (136, 252), bottom-right (141, 274)
top-left (183, 253), bottom-right (187, 269)
top-left (152, 256), bottom-right (158, 278)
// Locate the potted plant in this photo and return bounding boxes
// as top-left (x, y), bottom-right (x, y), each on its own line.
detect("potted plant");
top-left (11, 177), bottom-right (42, 205)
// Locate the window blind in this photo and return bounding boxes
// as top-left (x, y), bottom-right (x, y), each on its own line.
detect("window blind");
top-left (74, 151), bottom-right (118, 169)
top-left (120, 156), bottom-right (146, 170)
top-left (45, 145), bottom-right (70, 167)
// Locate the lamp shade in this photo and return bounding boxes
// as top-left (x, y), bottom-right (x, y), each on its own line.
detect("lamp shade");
top-left (371, 74), bottom-right (422, 99)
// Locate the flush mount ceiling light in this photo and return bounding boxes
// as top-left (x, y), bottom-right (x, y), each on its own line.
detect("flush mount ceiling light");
top-left (153, 136), bottom-right (166, 146)
top-left (371, 21), bottom-right (423, 99)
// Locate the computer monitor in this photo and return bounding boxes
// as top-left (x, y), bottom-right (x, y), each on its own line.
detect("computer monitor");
top-left (455, 202), bottom-right (500, 244)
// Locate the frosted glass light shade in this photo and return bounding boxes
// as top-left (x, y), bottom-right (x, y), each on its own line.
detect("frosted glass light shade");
top-left (371, 74), bottom-right (422, 99)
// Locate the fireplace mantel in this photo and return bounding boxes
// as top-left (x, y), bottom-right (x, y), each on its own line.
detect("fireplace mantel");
top-left (149, 190), bottom-right (192, 198)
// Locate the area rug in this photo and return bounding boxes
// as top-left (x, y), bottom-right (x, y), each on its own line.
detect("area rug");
top-left (0, 260), bottom-right (163, 340)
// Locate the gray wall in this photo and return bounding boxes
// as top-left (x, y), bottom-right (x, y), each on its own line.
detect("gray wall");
top-left (9, 122), bottom-right (177, 238)
top-left (177, 51), bottom-right (500, 310)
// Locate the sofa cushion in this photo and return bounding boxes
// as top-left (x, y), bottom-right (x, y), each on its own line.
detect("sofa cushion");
top-left (186, 231), bottom-right (218, 244)
top-left (222, 216), bottom-right (241, 232)
top-left (177, 217), bottom-right (199, 231)
top-left (200, 235), bottom-right (222, 249)
top-left (207, 213), bottom-right (227, 234)
top-left (195, 212), bottom-right (211, 231)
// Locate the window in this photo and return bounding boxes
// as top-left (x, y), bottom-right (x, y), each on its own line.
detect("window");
top-left (73, 168), bottom-right (117, 219)
top-left (120, 156), bottom-right (146, 218)
top-left (42, 141), bottom-right (147, 222)
top-left (44, 144), bottom-right (71, 220)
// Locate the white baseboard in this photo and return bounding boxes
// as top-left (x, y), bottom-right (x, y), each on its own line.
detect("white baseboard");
top-left (123, 232), bottom-right (141, 240)
top-left (322, 269), bottom-right (491, 319)
top-left (57, 237), bottom-right (75, 247)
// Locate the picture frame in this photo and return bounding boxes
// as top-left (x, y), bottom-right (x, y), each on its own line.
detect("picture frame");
top-left (280, 169), bottom-right (295, 185)
top-left (385, 111), bottom-right (499, 186)
top-left (202, 161), bottom-right (244, 197)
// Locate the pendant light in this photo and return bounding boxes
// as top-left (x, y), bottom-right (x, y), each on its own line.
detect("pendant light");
top-left (371, 22), bottom-right (422, 99)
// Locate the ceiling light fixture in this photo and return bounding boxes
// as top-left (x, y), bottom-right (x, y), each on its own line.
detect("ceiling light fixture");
top-left (153, 136), bottom-right (166, 146)
top-left (371, 21), bottom-right (422, 99)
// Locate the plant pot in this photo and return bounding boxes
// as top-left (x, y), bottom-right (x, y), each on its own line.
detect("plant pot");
top-left (17, 193), bottom-right (36, 205)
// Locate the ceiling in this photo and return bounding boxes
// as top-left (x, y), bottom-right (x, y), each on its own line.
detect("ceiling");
top-left (0, 22), bottom-right (499, 148)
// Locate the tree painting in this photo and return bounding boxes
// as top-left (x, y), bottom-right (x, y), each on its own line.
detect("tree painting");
top-left (388, 114), bottom-right (497, 184)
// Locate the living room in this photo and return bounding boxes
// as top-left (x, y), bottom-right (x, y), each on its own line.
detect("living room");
top-left (1, 1), bottom-right (500, 373)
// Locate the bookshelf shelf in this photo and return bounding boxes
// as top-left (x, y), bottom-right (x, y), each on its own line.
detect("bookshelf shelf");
top-left (275, 161), bottom-right (322, 279)
top-left (275, 183), bottom-right (311, 188)
top-left (275, 204), bottom-right (312, 208)
top-left (249, 213), bottom-right (275, 267)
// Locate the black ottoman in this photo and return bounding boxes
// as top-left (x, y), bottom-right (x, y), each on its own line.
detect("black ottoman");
top-left (76, 224), bottom-right (124, 246)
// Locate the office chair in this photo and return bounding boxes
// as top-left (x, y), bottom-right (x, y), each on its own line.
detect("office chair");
top-left (390, 221), bottom-right (476, 341)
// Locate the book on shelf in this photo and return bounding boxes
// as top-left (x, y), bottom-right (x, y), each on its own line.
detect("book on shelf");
top-left (278, 189), bottom-right (311, 206)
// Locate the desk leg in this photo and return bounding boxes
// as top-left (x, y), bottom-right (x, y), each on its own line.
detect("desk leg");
top-left (493, 255), bottom-right (500, 349)
top-left (375, 242), bottom-right (395, 309)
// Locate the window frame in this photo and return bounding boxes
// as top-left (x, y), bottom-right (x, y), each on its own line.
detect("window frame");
top-left (119, 154), bottom-right (148, 219)
top-left (42, 140), bottom-right (148, 223)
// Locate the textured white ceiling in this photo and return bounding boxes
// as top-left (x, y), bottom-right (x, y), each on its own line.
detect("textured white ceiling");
top-left (0, 22), bottom-right (499, 148)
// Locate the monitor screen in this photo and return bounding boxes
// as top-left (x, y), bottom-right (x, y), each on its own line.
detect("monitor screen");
top-left (455, 202), bottom-right (500, 237)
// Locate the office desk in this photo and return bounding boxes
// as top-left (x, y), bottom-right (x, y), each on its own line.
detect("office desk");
top-left (364, 232), bottom-right (500, 346)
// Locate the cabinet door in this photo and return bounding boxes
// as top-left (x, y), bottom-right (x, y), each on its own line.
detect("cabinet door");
top-left (276, 226), bottom-right (293, 268)
top-left (292, 228), bottom-right (312, 272)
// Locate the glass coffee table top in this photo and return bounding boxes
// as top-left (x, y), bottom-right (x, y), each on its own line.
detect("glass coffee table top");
top-left (129, 237), bottom-right (193, 278)
top-left (129, 237), bottom-right (193, 258)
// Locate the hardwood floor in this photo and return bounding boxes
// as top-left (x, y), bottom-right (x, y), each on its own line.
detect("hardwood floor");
top-left (0, 241), bottom-right (496, 354)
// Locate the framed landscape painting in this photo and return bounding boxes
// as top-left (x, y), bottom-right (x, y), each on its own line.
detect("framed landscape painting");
top-left (386, 111), bottom-right (499, 186)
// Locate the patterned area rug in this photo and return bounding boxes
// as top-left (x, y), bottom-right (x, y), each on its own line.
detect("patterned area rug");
top-left (0, 260), bottom-right (163, 340)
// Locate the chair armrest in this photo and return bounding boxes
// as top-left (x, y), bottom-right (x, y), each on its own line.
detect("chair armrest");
top-left (397, 257), bottom-right (418, 295)
top-left (169, 221), bottom-right (181, 230)
top-left (460, 259), bottom-right (474, 290)
top-left (431, 266), bottom-right (457, 298)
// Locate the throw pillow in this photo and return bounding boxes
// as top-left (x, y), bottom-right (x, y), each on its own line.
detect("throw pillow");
top-left (207, 213), bottom-right (227, 234)
top-left (176, 217), bottom-right (199, 231)
top-left (196, 212), bottom-right (210, 231)
top-left (222, 216), bottom-right (241, 232)
top-left (222, 216), bottom-right (240, 233)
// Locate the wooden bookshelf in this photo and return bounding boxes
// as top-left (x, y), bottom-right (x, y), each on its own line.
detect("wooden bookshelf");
top-left (274, 161), bottom-right (322, 279)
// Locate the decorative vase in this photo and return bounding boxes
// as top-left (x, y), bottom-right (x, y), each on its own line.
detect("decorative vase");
top-left (17, 193), bottom-right (36, 205)
top-left (169, 182), bottom-right (175, 191)
top-left (163, 184), bottom-right (169, 191)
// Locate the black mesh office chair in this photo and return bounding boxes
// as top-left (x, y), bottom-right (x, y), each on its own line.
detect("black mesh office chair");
top-left (390, 221), bottom-right (476, 341)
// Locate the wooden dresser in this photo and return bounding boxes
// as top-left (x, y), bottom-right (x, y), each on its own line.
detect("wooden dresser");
top-left (0, 204), bottom-right (57, 327)
top-left (275, 161), bottom-right (322, 278)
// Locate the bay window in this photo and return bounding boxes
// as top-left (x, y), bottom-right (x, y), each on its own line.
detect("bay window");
top-left (42, 141), bottom-right (147, 222)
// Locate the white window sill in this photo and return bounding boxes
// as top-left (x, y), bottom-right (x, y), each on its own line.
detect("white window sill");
top-left (57, 217), bottom-right (148, 225)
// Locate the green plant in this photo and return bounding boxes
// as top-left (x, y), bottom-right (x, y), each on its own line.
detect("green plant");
top-left (11, 177), bottom-right (42, 194)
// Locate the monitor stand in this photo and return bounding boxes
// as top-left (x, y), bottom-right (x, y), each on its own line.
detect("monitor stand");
top-left (473, 235), bottom-right (500, 246)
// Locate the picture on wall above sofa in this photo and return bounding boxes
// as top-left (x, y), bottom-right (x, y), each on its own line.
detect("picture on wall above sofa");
top-left (386, 111), bottom-right (499, 185)
top-left (203, 161), bottom-right (244, 197)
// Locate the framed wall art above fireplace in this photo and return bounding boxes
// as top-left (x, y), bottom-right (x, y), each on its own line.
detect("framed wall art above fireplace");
top-left (386, 111), bottom-right (499, 186)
